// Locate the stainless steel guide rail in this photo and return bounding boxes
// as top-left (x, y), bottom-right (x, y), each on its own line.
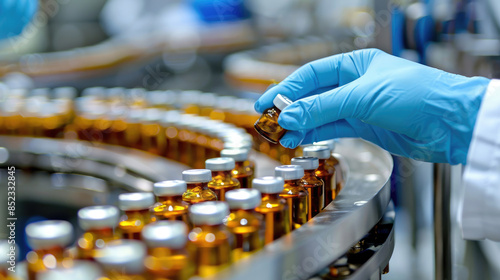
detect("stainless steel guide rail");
top-left (0, 136), bottom-right (394, 280)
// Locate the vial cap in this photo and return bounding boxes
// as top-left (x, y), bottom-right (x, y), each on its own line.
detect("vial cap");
top-left (81, 87), bottom-right (106, 99)
top-left (94, 240), bottom-right (146, 274)
top-left (153, 180), bottom-right (187, 196)
top-left (30, 88), bottom-right (50, 98)
top-left (314, 140), bottom-right (336, 151)
top-left (182, 169), bottom-right (212, 183)
top-left (52, 87), bottom-right (77, 100)
top-left (275, 165), bottom-right (305, 180)
top-left (189, 201), bottom-right (230, 226)
top-left (273, 94), bottom-right (292, 111)
top-left (220, 148), bottom-right (249, 162)
top-left (118, 192), bottom-right (155, 211)
top-left (38, 261), bottom-right (103, 280)
top-left (252, 176), bottom-right (285, 194)
top-left (303, 145), bottom-right (331, 159)
top-left (78, 205), bottom-right (120, 231)
top-left (225, 189), bottom-right (261, 210)
top-left (142, 221), bottom-right (188, 249)
top-left (291, 157), bottom-right (319, 170)
top-left (223, 141), bottom-right (252, 150)
top-left (26, 220), bottom-right (73, 250)
top-left (205, 157), bottom-right (235, 171)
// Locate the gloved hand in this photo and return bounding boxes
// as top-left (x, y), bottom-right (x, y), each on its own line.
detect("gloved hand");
top-left (0, 0), bottom-right (37, 40)
top-left (254, 49), bottom-right (490, 165)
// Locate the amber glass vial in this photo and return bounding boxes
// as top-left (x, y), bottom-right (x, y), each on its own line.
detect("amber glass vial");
top-left (76, 206), bottom-right (120, 260)
top-left (314, 140), bottom-right (345, 196)
top-left (254, 94), bottom-right (292, 144)
top-left (25, 220), bottom-right (74, 280)
top-left (291, 157), bottom-right (324, 219)
top-left (118, 192), bottom-right (155, 240)
top-left (220, 148), bottom-right (254, 188)
top-left (253, 177), bottom-right (290, 244)
top-left (142, 221), bottom-right (195, 280)
top-left (152, 180), bottom-right (190, 224)
top-left (188, 201), bottom-right (232, 277)
top-left (206, 157), bottom-right (240, 201)
top-left (223, 140), bottom-right (256, 175)
top-left (36, 260), bottom-right (103, 280)
top-left (95, 240), bottom-right (147, 280)
top-left (303, 145), bottom-right (336, 207)
top-left (182, 169), bottom-right (218, 204)
top-left (275, 165), bottom-right (309, 230)
top-left (224, 189), bottom-right (263, 261)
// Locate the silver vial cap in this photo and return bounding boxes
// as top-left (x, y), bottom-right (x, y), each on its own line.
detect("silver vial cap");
top-left (52, 87), bottom-right (77, 100)
top-left (252, 176), bottom-right (285, 194)
top-left (225, 189), bottom-right (261, 210)
top-left (223, 141), bottom-right (252, 150)
top-left (303, 145), bottom-right (331, 159)
top-left (38, 261), bottom-right (103, 280)
top-left (118, 192), bottom-right (155, 211)
top-left (182, 169), bottom-right (212, 183)
top-left (26, 220), bottom-right (73, 250)
top-left (142, 221), bottom-right (188, 249)
top-left (94, 240), bottom-right (146, 274)
top-left (205, 157), bottom-right (235, 171)
top-left (275, 165), bottom-right (305, 180)
top-left (220, 148), bottom-right (249, 162)
top-left (189, 201), bottom-right (230, 226)
top-left (273, 94), bottom-right (292, 111)
top-left (154, 180), bottom-right (187, 196)
top-left (78, 205), bottom-right (119, 231)
top-left (314, 140), bottom-right (336, 151)
top-left (291, 157), bottom-right (319, 170)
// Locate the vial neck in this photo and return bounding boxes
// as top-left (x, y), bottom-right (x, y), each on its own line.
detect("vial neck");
top-left (211, 170), bottom-right (232, 179)
top-left (157, 195), bottom-right (184, 204)
top-left (261, 193), bottom-right (282, 202)
top-left (284, 179), bottom-right (302, 187)
top-left (33, 246), bottom-right (65, 259)
top-left (234, 161), bottom-right (245, 169)
top-left (187, 182), bottom-right (209, 190)
top-left (230, 208), bottom-right (257, 215)
top-left (86, 227), bottom-right (115, 237)
top-left (147, 247), bottom-right (185, 257)
top-left (304, 169), bottom-right (317, 177)
top-left (125, 209), bottom-right (150, 216)
top-left (318, 159), bottom-right (327, 169)
top-left (195, 224), bottom-right (224, 232)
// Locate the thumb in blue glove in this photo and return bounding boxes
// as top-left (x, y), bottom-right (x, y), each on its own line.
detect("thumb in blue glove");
top-left (254, 49), bottom-right (490, 165)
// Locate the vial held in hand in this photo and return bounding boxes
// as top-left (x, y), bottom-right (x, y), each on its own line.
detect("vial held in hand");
top-left (254, 94), bottom-right (292, 144)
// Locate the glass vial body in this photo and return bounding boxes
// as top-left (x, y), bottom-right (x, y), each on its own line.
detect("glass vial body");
top-left (182, 169), bottom-right (218, 204)
top-left (188, 202), bottom-right (232, 277)
top-left (118, 193), bottom-right (155, 240)
top-left (275, 165), bottom-right (309, 230)
top-left (303, 145), bottom-right (336, 207)
top-left (252, 177), bottom-right (290, 244)
top-left (254, 94), bottom-right (292, 144)
top-left (220, 148), bottom-right (254, 188)
top-left (205, 158), bottom-right (240, 201)
top-left (95, 240), bottom-right (147, 280)
top-left (291, 157), bottom-right (325, 219)
top-left (152, 180), bottom-right (189, 223)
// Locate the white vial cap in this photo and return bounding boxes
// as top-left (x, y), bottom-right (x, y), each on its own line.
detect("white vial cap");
top-left (78, 206), bottom-right (120, 231)
top-left (314, 140), bottom-right (336, 151)
top-left (189, 201), bottom-right (230, 226)
top-left (205, 157), bottom-right (235, 171)
top-left (220, 148), bottom-right (249, 162)
top-left (275, 165), bottom-right (305, 180)
top-left (291, 157), bottom-right (319, 170)
top-left (94, 240), bottom-right (146, 274)
top-left (26, 220), bottom-right (73, 250)
top-left (153, 180), bottom-right (187, 196)
top-left (252, 177), bottom-right (285, 194)
top-left (52, 87), bottom-right (77, 100)
top-left (303, 145), bottom-right (331, 159)
top-left (182, 169), bottom-right (212, 183)
top-left (225, 189), bottom-right (261, 210)
top-left (223, 141), bottom-right (252, 150)
top-left (38, 261), bottom-right (103, 280)
top-left (273, 94), bottom-right (292, 111)
top-left (118, 192), bottom-right (155, 211)
top-left (142, 221), bottom-right (188, 249)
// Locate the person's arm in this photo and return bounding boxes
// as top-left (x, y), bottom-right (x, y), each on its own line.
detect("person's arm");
top-left (0, 0), bottom-right (38, 40)
top-left (461, 79), bottom-right (500, 241)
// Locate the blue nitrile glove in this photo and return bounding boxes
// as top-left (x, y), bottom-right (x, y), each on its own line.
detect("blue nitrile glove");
top-left (0, 0), bottom-right (37, 40)
top-left (254, 49), bottom-right (490, 165)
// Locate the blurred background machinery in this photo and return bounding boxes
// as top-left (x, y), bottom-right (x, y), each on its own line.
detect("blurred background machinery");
top-left (1, 0), bottom-right (500, 279)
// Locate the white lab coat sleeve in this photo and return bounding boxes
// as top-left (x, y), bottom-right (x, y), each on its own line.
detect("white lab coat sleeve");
top-left (461, 79), bottom-right (500, 241)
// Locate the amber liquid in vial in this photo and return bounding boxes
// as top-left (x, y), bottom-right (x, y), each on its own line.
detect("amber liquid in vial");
top-left (183, 182), bottom-right (218, 204)
top-left (207, 171), bottom-right (240, 201)
top-left (145, 247), bottom-right (194, 280)
top-left (102, 269), bottom-right (147, 280)
top-left (119, 209), bottom-right (152, 240)
top-left (77, 228), bottom-right (119, 260)
top-left (189, 225), bottom-right (232, 277)
top-left (225, 209), bottom-right (263, 261)
top-left (232, 160), bottom-right (254, 188)
top-left (151, 195), bottom-right (189, 224)
top-left (316, 158), bottom-right (336, 207)
top-left (280, 179), bottom-right (309, 230)
top-left (254, 107), bottom-right (286, 144)
top-left (302, 169), bottom-right (325, 219)
top-left (329, 154), bottom-right (344, 196)
top-left (27, 247), bottom-right (68, 280)
top-left (255, 193), bottom-right (290, 244)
